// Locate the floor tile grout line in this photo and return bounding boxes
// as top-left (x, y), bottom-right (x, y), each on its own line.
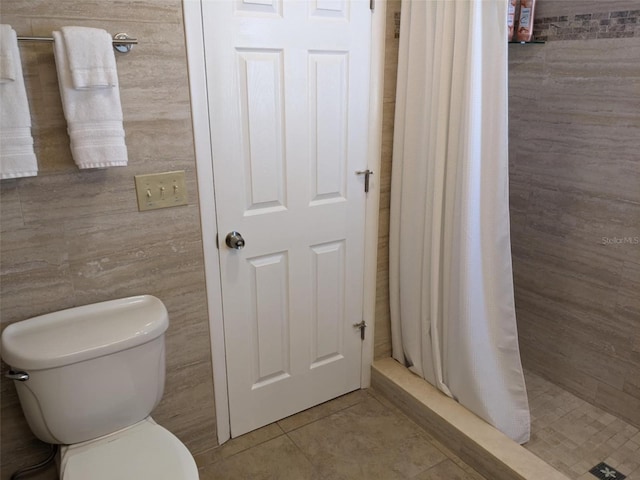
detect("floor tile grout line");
top-left (278, 389), bottom-right (373, 435)
top-left (405, 457), bottom-right (454, 480)
top-left (198, 425), bottom-right (288, 468)
top-left (283, 429), bottom-right (321, 474)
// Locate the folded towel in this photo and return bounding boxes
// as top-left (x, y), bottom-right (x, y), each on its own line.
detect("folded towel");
top-left (0, 24), bottom-right (38, 179)
top-left (61, 26), bottom-right (117, 89)
top-left (52, 29), bottom-right (128, 169)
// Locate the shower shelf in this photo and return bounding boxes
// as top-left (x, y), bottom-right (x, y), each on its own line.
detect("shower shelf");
top-left (509, 40), bottom-right (546, 44)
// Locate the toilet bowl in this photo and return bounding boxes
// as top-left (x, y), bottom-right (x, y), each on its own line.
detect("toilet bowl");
top-left (1, 295), bottom-right (199, 479)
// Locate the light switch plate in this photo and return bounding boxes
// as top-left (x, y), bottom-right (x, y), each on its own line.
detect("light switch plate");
top-left (134, 171), bottom-right (187, 211)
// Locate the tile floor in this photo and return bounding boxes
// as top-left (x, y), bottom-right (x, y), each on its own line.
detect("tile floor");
top-left (524, 370), bottom-right (640, 480)
top-left (196, 371), bottom-right (640, 480)
top-left (195, 389), bottom-right (487, 480)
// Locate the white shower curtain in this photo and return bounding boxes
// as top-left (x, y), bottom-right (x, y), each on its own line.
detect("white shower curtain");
top-left (389, 0), bottom-right (530, 443)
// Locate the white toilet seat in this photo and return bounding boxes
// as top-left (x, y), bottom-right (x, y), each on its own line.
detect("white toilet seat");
top-left (60, 418), bottom-right (199, 480)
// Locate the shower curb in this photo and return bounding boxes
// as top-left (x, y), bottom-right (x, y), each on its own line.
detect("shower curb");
top-left (371, 358), bottom-right (571, 480)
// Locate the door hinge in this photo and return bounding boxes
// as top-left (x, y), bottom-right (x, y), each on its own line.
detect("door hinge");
top-left (353, 320), bottom-right (367, 340)
top-left (355, 169), bottom-right (374, 193)
top-left (215, 233), bottom-right (219, 249)
top-left (370, 0), bottom-right (374, 12)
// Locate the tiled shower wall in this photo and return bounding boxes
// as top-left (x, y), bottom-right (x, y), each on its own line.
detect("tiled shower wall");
top-left (374, 0), bottom-right (640, 430)
top-left (509, 0), bottom-right (640, 428)
top-left (374, 0), bottom-right (401, 360)
top-left (0, 1), bottom-right (217, 478)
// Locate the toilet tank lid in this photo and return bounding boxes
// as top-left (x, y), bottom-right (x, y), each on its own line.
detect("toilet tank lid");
top-left (1, 295), bottom-right (169, 370)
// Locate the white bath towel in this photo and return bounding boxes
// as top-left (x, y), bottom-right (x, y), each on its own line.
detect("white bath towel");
top-left (61, 26), bottom-right (117, 89)
top-left (52, 29), bottom-right (128, 169)
top-left (0, 24), bottom-right (38, 179)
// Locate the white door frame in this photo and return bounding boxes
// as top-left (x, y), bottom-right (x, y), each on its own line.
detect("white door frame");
top-left (183, 0), bottom-right (387, 445)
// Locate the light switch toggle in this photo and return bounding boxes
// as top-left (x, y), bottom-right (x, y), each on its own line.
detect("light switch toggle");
top-left (135, 171), bottom-right (188, 211)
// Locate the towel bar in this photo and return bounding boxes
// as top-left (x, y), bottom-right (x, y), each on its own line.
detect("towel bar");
top-left (17, 32), bottom-right (137, 53)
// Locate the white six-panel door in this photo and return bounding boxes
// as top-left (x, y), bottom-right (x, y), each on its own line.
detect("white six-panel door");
top-left (201, 0), bottom-right (372, 436)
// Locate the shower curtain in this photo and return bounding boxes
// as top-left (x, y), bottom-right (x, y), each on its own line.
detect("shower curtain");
top-left (389, 0), bottom-right (530, 443)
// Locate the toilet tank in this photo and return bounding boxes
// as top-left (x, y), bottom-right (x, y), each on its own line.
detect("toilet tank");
top-left (1, 295), bottom-right (169, 445)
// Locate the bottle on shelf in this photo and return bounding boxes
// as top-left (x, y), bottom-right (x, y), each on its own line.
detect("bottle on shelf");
top-left (516, 0), bottom-right (537, 42)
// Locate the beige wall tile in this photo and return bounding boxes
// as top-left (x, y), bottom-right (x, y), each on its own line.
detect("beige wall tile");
top-left (510, 32), bottom-right (640, 427)
top-left (0, 181), bottom-right (24, 232)
top-left (374, 0), bottom-right (401, 360)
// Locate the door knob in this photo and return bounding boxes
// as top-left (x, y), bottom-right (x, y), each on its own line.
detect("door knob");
top-left (225, 231), bottom-right (245, 250)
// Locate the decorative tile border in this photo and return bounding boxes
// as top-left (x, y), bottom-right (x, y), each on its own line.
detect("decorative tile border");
top-left (534, 9), bottom-right (640, 41)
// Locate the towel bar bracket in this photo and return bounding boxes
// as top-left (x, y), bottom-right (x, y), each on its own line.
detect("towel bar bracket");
top-left (113, 33), bottom-right (134, 53)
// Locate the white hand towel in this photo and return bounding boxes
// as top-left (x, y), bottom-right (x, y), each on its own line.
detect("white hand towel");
top-left (61, 26), bottom-right (117, 89)
top-left (0, 24), bottom-right (38, 179)
top-left (52, 29), bottom-right (128, 169)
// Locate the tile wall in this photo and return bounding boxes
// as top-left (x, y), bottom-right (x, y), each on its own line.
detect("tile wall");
top-left (509, 1), bottom-right (640, 428)
top-left (374, 0), bottom-right (640, 431)
top-left (0, 1), bottom-right (217, 478)
top-left (374, 0), bottom-right (401, 360)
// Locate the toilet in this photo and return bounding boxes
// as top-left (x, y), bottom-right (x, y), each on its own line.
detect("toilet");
top-left (1, 295), bottom-right (199, 479)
